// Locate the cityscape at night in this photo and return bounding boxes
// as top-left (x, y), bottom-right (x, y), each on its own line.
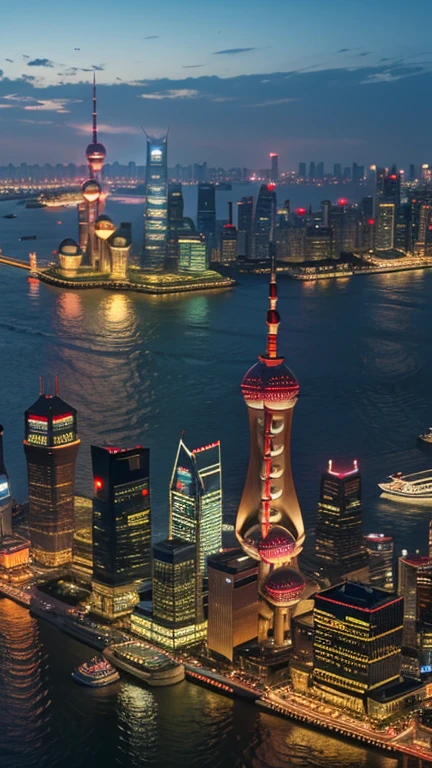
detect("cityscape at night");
top-left (2, 2), bottom-right (432, 768)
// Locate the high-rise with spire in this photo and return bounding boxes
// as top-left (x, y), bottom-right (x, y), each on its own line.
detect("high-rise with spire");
top-left (142, 132), bottom-right (168, 271)
top-left (78, 78), bottom-right (105, 265)
top-left (235, 260), bottom-right (305, 645)
top-left (24, 378), bottom-right (80, 567)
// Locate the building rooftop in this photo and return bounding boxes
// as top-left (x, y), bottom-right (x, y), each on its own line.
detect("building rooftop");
top-left (400, 555), bottom-right (432, 567)
top-left (153, 538), bottom-right (195, 563)
top-left (317, 581), bottom-right (401, 612)
top-left (207, 548), bottom-right (257, 574)
top-left (26, 394), bottom-right (75, 419)
top-left (368, 676), bottom-right (424, 703)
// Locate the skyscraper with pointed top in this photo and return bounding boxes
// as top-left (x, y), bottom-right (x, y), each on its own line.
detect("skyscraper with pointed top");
top-left (235, 260), bottom-right (305, 645)
top-left (23, 377), bottom-right (80, 567)
top-left (142, 132), bottom-right (168, 271)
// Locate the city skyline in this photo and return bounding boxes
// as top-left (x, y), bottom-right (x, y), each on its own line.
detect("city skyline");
top-left (1, 0), bottom-right (432, 166)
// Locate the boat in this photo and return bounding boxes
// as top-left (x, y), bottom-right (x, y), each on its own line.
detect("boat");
top-left (72, 655), bottom-right (120, 687)
top-left (378, 470), bottom-right (432, 498)
top-left (419, 428), bottom-right (432, 444)
top-left (19, 235), bottom-right (37, 241)
top-left (3, 213), bottom-right (16, 219)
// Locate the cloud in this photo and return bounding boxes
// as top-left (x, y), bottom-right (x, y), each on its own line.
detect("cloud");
top-left (28, 58), bottom-right (54, 68)
top-left (359, 52), bottom-right (371, 57)
top-left (5, 58), bottom-right (13, 63)
top-left (20, 74), bottom-right (35, 81)
top-left (337, 48), bottom-right (350, 53)
top-left (245, 97), bottom-right (301, 107)
top-left (70, 122), bottom-right (141, 135)
top-left (1, 93), bottom-right (81, 113)
top-left (0, 70), bottom-right (3, 79)
top-left (143, 36), bottom-right (159, 40)
top-left (213, 48), bottom-right (256, 55)
top-left (22, 55), bottom-right (30, 59)
top-left (92, 64), bottom-right (105, 71)
top-left (183, 65), bottom-right (205, 69)
top-left (139, 89), bottom-right (199, 99)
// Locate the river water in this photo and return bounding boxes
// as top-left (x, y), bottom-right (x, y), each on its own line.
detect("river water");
top-left (0, 186), bottom-right (430, 767)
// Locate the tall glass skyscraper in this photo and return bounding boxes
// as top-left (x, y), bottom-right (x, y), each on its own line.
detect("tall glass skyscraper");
top-left (91, 444), bottom-right (151, 620)
top-left (142, 133), bottom-right (168, 271)
top-left (169, 438), bottom-right (222, 576)
top-left (197, 183), bottom-right (216, 253)
top-left (252, 184), bottom-right (276, 261)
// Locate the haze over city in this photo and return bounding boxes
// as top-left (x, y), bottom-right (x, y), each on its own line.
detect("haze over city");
top-left (1, 0), bottom-right (432, 166)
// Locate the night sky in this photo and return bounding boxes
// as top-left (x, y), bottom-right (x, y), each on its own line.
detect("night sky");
top-left (1, 0), bottom-right (431, 167)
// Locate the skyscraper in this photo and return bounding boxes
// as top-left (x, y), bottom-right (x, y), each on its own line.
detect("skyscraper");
top-left (142, 133), bottom-right (168, 271)
top-left (313, 582), bottom-right (403, 713)
top-left (167, 183), bottom-right (184, 263)
top-left (131, 538), bottom-right (207, 650)
top-left (0, 425), bottom-right (13, 538)
top-left (169, 438), bottom-right (222, 576)
top-left (364, 533), bottom-right (394, 590)
top-left (237, 196), bottom-right (254, 260)
top-left (235, 265), bottom-right (306, 646)
top-left (207, 549), bottom-right (259, 661)
top-left (270, 153), bottom-right (279, 183)
top-left (298, 162), bottom-right (306, 179)
top-left (398, 554), bottom-right (432, 649)
top-left (252, 184), bottom-right (276, 261)
top-left (329, 201), bottom-right (359, 258)
top-left (375, 203), bottom-right (396, 250)
top-left (315, 460), bottom-right (368, 580)
top-left (24, 379), bottom-right (80, 567)
top-left (108, 226), bottom-right (132, 281)
top-left (178, 234), bottom-right (208, 273)
top-left (91, 444), bottom-right (151, 620)
top-left (220, 203), bottom-right (237, 263)
top-left (85, 75), bottom-right (106, 183)
top-left (197, 183), bottom-right (216, 252)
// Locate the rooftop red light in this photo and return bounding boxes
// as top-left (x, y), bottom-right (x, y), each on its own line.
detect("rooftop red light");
top-left (296, 207), bottom-right (307, 216)
top-left (338, 197), bottom-right (348, 207)
top-left (94, 478), bottom-right (103, 491)
top-left (267, 183), bottom-right (276, 191)
top-left (367, 218), bottom-right (375, 226)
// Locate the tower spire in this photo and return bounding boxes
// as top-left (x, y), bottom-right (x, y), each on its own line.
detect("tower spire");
top-left (265, 246), bottom-right (280, 360)
top-left (92, 73), bottom-right (97, 144)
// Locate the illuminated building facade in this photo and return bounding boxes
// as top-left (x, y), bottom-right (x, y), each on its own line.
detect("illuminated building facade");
top-left (108, 227), bottom-right (131, 281)
top-left (94, 214), bottom-right (116, 273)
top-left (72, 495), bottom-right (93, 582)
top-left (169, 438), bottom-right (222, 576)
top-left (80, 179), bottom-right (102, 268)
top-left (220, 204), bottom-right (237, 263)
top-left (0, 424), bottom-right (13, 537)
top-left (24, 379), bottom-right (80, 567)
top-left (57, 238), bottom-right (83, 279)
top-left (142, 133), bottom-right (168, 272)
top-left (329, 201), bottom-right (358, 258)
top-left (235, 263), bottom-right (306, 646)
top-left (237, 196), bottom-right (254, 260)
top-left (364, 533), bottom-right (394, 590)
top-left (315, 460), bottom-right (368, 580)
top-left (207, 549), bottom-right (259, 662)
top-left (398, 554), bottom-right (432, 650)
top-left (167, 183), bottom-right (184, 263)
top-left (270, 153), bottom-right (279, 183)
top-left (375, 202), bottom-right (396, 250)
top-left (178, 234), bottom-right (208, 273)
top-left (252, 184), bottom-right (276, 261)
top-left (313, 582), bottom-right (404, 713)
top-left (131, 538), bottom-right (207, 650)
top-left (91, 444), bottom-right (151, 620)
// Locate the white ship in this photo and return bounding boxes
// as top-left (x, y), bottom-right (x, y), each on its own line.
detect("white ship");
top-left (419, 427), bottom-right (432, 444)
top-left (378, 470), bottom-right (432, 498)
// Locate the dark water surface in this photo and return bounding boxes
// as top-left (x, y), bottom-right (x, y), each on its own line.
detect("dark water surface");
top-left (0, 193), bottom-right (430, 767)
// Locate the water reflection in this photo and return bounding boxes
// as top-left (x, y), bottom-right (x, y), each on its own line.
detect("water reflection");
top-left (56, 292), bottom-right (83, 325)
top-left (0, 599), bottom-right (51, 768)
top-left (116, 682), bottom-right (158, 766)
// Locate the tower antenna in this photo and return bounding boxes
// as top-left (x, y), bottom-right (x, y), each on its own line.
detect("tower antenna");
top-left (92, 73), bottom-right (97, 144)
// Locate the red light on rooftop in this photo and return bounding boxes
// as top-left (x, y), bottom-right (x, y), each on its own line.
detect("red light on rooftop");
top-left (367, 218), bottom-right (375, 226)
top-left (94, 478), bottom-right (103, 492)
top-left (267, 183), bottom-right (276, 191)
top-left (269, 153), bottom-right (278, 158)
top-left (389, 174), bottom-right (397, 180)
top-left (141, 488), bottom-right (149, 497)
top-left (296, 207), bottom-right (307, 216)
top-left (338, 197), bottom-right (348, 207)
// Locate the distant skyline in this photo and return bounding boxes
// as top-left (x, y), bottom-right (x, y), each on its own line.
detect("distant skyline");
top-left (1, 0), bottom-right (432, 166)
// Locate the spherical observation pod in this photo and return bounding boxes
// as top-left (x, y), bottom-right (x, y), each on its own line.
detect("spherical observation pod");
top-left (263, 566), bottom-right (305, 606)
top-left (81, 179), bottom-right (101, 204)
top-left (258, 525), bottom-right (296, 565)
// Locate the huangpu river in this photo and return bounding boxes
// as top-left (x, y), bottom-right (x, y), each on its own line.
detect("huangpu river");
top-left (0, 185), bottom-right (431, 767)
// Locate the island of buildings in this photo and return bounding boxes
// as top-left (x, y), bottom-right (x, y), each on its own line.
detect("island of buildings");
top-left (1, 265), bottom-right (432, 758)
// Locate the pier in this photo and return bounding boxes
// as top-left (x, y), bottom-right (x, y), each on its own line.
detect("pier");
top-left (0, 255), bottom-right (30, 270)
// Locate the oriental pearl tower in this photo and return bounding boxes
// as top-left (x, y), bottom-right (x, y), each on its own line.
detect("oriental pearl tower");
top-left (235, 258), bottom-right (306, 646)
top-left (85, 74), bottom-right (106, 183)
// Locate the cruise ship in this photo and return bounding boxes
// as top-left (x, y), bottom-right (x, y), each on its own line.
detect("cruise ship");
top-left (72, 656), bottom-right (120, 687)
top-left (378, 470), bottom-right (432, 499)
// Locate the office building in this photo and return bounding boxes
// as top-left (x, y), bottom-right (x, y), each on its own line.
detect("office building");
top-left (197, 183), bottom-right (216, 252)
top-left (270, 153), bottom-right (279, 183)
top-left (309, 162), bottom-right (316, 179)
top-left (207, 549), bottom-right (259, 661)
top-left (352, 163), bottom-right (364, 184)
top-left (72, 495), bottom-right (93, 582)
top-left (0, 425), bottom-right (13, 538)
top-left (142, 133), bottom-right (168, 271)
top-left (305, 226), bottom-right (332, 261)
top-left (333, 163), bottom-right (342, 179)
top-left (329, 202), bottom-right (359, 257)
top-left (131, 538), bottom-right (207, 650)
top-left (237, 196), bottom-right (254, 260)
top-left (364, 533), bottom-right (394, 590)
top-left (220, 203), bottom-right (237, 263)
top-left (24, 379), bottom-right (80, 567)
top-left (398, 554), bottom-right (432, 649)
top-left (313, 581), bottom-right (404, 713)
top-left (315, 460), bottom-right (368, 580)
top-left (316, 161), bottom-right (324, 179)
top-left (251, 184), bottom-right (276, 261)
top-left (169, 438), bottom-right (222, 576)
top-left (91, 444), bottom-right (151, 620)
top-left (235, 264), bottom-right (306, 645)
top-left (167, 183), bottom-right (184, 262)
top-left (178, 233), bottom-right (207, 273)
top-left (298, 162), bottom-right (306, 179)
top-left (375, 202), bottom-right (396, 250)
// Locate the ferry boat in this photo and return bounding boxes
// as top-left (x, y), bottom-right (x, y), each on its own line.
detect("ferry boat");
top-left (72, 656), bottom-right (120, 687)
top-left (419, 428), bottom-right (432, 444)
top-left (378, 470), bottom-right (432, 498)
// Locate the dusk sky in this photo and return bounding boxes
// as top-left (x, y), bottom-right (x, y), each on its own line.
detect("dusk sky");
top-left (2, 0), bottom-right (432, 168)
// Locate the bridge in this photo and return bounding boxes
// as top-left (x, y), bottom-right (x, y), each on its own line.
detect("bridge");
top-left (0, 255), bottom-right (31, 270)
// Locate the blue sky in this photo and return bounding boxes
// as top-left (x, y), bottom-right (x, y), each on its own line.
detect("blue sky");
top-left (1, 0), bottom-right (431, 167)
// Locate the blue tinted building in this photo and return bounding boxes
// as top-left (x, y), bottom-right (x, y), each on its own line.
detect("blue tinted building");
top-left (142, 133), bottom-right (168, 271)
top-left (252, 184), bottom-right (277, 261)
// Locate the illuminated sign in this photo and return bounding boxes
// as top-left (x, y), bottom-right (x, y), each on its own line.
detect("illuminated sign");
top-left (151, 148), bottom-right (163, 161)
top-left (0, 479), bottom-right (10, 500)
top-left (421, 665), bottom-right (432, 674)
